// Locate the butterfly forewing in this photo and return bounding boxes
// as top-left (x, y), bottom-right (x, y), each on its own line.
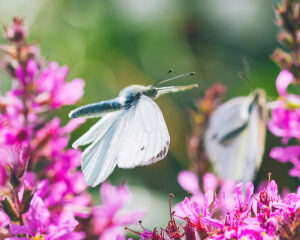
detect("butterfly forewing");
top-left (118, 95), bottom-right (170, 168)
top-left (205, 92), bottom-right (266, 183)
top-left (206, 97), bottom-right (250, 144)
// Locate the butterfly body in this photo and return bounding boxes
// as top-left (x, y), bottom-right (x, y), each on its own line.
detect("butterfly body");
top-left (69, 83), bottom-right (198, 187)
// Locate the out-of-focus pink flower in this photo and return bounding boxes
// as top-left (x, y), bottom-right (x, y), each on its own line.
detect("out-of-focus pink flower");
top-left (175, 170), bottom-right (236, 218)
top-left (4, 17), bottom-right (28, 43)
top-left (0, 18), bottom-right (143, 240)
top-left (178, 170), bottom-right (201, 194)
top-left (276, 69), bottom-right (294, 97)
top-left (0, 145), bottom-right (29, 187)
top-left (93, 182), bottom-right (145, 240)
top-left (10, 195), bottom-right (85, 240)
top-left (36, 62), bottom-right (85, 109)
top-left (269, 70), bottom-right (300, 179)
top-left (268, 104), bottom-right (300, 140)
top-left (173, 172), bottom-right (300, 240)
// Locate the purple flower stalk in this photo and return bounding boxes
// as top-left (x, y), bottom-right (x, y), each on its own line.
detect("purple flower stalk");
top-left (0, 17), bottom-right (142, 240)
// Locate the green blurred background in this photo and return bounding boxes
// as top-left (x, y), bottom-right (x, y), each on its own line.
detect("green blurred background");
top-left (0, 0), bottom-right (298, 230)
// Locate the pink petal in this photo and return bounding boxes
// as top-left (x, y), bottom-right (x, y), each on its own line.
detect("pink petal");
top-left (93, 205), bottom-right (118, 233)
top-left (203, 173), bottom-right (218, 192)
top-left (246, 182), bottom-right (254, 203)
top-left (276, 70), bottom-right (294, 96)
top-left (201, 217), bottom-right (224, 229)
top-left (55, 78), bottom-right (85, 106)
top-left (64, 118), bottom-right (86, 133)
top-left (114, 211), bottom-right (145, 225)
top-left (10, 224), bottom-right (33, 235)
top-left (178, 170), bottom-right (201, 194)
top-left (99, 226), bottom-right (125, 240)
top-left (270, 146), bottom-right (300, 163)
top-left (100, 182), bottom-right (131, 206)
top-left (267, 180), bottom-right (278, 198)
top-left (270, 147), bottom-right (289, 162)
top-left (26, 60), bottom-right (38, 80)
top-left (0, 211), bottom-right (9, 228)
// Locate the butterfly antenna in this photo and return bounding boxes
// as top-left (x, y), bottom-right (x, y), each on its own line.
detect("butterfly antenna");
top-left (153, 68), bottom-right (174, 86)
top-left (239, 57), bottom-right (254, 91)
top-left (156, 72), bottom-right (195, 86)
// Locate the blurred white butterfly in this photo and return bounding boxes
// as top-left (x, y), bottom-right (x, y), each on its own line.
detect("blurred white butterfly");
top-left (69, 73), bottom-right (198, 187)
top-left (204, 89), bottom-right (267, 183)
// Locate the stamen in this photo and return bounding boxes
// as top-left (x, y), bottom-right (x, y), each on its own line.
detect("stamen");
top-left (268, 172), bottom-right (272, 183)
top-left (139, 220), bottom-right (145, 229)
top-left (124, 226), bottom-right (141, 235)
top-left (187, 191), bottom-right (192, 201)
top-left (169, 193), bottom-right (175, 221)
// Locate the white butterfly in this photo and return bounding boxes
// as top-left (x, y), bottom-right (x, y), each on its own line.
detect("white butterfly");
top-left (204, 89), bottom-right (267, 183)
top-left (69, 77), bottom-right (198, 187)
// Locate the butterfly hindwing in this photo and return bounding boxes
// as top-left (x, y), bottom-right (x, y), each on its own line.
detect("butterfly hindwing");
top-left (72, 111), bottom-right (122, 148)
top-left (80, 109), bottom-right (133, 187)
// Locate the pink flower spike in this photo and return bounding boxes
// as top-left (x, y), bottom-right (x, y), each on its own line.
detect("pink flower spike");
top-left (178, 170), bottom-right (201, 194)
top-left (276, 70), bottom-right (294, 96)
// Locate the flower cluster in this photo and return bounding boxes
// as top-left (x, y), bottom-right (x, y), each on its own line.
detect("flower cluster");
top-left (0, 17), bottom-right (142, 239)
top-left (269, 0), bottom-right (300, 180)
top-left (268, 70), bottom-right (300, 179)
top-left (130, 171), bottom-right (300, 240)
top-left (176, 171), bottom-right (300, 240)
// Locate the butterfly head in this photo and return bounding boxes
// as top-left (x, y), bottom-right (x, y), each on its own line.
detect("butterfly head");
top-left (143, 86), bottom-right (158, 98)
top-left (251, 88), bottom-right (266, 106)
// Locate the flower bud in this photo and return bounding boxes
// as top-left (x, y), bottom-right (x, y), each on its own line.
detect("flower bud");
top-left (271, 49), bottom-right (293, 69)
top-left (0, 198), bottom-right (18, 221)
top-left (3, 17), bottom-right (27, 43)
top-left (9, 171), bottom-right (21, 188)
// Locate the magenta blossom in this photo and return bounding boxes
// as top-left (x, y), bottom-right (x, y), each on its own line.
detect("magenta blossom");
top-left (268, 69), bottom-right (300, 179)
top-left (175, 175), bottom-right (300, 240)
top-left (9, 195), bottom-right (85, 240)
top-left (174, 170), bottom-right (236, 218)
top-left (35, 61), bottom-right (84, 109)
top-left (93, 182), bottom-right (145, 240)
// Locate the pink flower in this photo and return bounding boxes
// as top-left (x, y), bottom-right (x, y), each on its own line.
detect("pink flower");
top-left (93, 182), bottom-right (145, 240)
top-left (268, 70), bottom-right (300, 179)
top-left (10, 195), bottom-right (85, 240)
top-left (36, 62), bottom-right (85, 109)
top-left (172, 174), bottom-right (300, 240)
top-left (175, 170), bottom-right (236, 218)
top-left (276, 70), bottom-right (294, 97)
top-left (175, 170), bottom-right (219, 218)
top-left (4, 17), bottom-right (28, 43)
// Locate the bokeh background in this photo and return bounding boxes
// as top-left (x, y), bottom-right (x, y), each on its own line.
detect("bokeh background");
top-left (0, 0), bottom-right (298, 230)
